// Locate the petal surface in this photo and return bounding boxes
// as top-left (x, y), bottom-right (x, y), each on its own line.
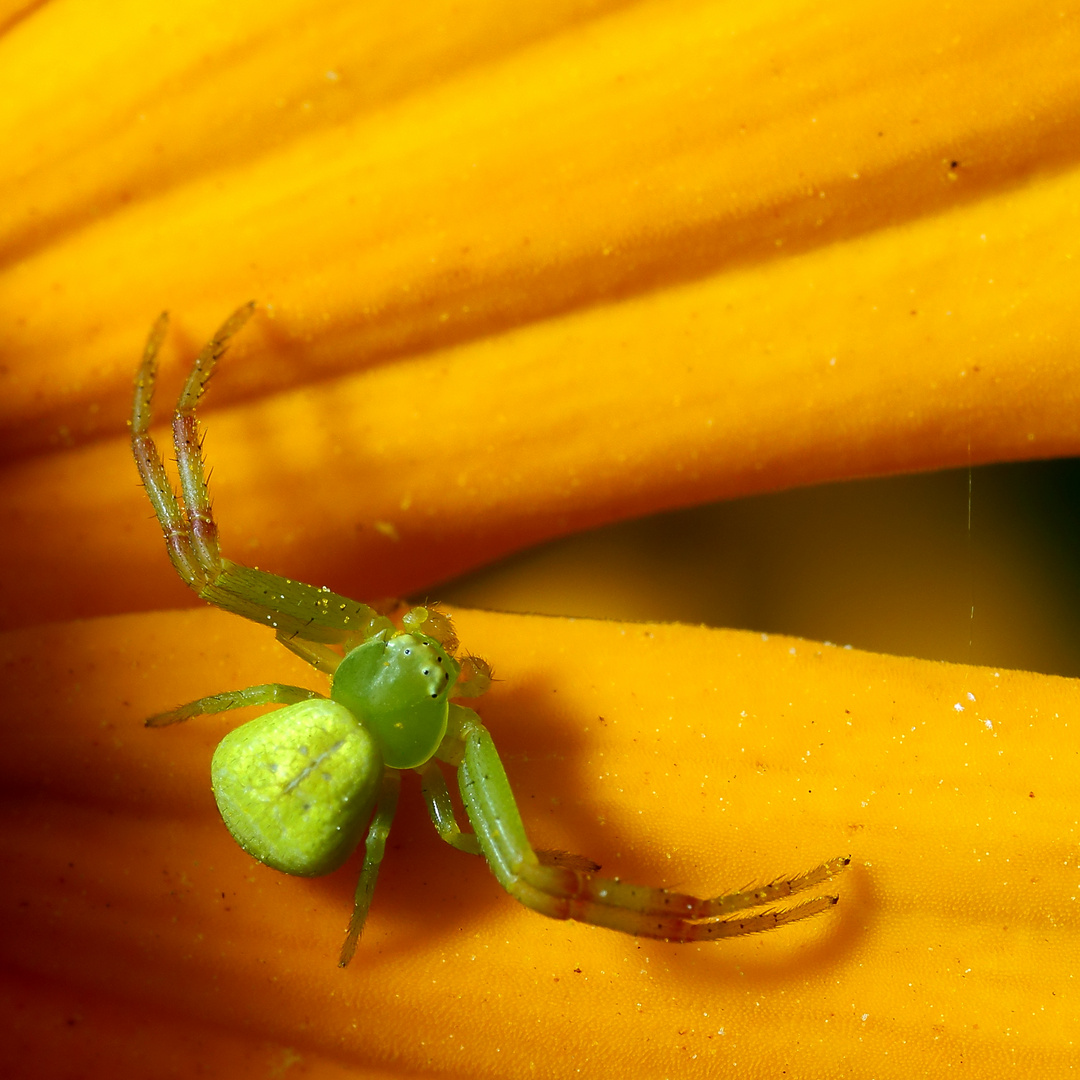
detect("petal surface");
top-left (3, 608), bottom-right (1078, 1077)
top-left (2, 2), bottom-right (1080, 625)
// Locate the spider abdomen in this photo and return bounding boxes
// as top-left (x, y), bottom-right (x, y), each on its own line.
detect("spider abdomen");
top-left (211, 699), bottom-right (382, 876)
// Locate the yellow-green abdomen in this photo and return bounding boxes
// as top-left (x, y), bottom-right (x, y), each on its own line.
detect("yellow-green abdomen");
top-left (211, 699), bottom-right (383, 876)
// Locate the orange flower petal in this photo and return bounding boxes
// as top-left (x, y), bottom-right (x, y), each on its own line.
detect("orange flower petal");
top-left (3, 147), bottom-right (1080, 627)
top-left (3, 3), bottom-right (1079, 1076)
top-left (3, 607), bottom-right (1077, 1076)
top-left (3, 1), bottom-right (1078, 451)
top-left (2, 2), bottom-right (1079, 623)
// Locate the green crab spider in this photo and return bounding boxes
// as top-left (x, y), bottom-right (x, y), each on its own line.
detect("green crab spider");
top-left (131, 304), bottom-right (850, 967)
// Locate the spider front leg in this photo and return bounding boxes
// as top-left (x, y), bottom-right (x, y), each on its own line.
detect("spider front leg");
top-left (131, 307), bottom-right (395, 657)
top-left (131, 306), bottom-right (249, 589)
top-left (445, 706), bottom-right (849, 941)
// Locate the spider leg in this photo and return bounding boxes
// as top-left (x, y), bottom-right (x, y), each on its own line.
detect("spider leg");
top-left (339, 768), bottom-right (401, 967)
top-left (200, 562), bottom-right (395, 649)
top-left (172, 303), bottom-right (256, 571)
top-left (145, 682), bottom-right (324, 727)
top-left (452, 707), bottom-right (849, 942)
top-left (414, 759), bottom-right (482, 855)
top-left (132, 309), bottom-right (396, 654)
top-left (131, 312), bottom-right (205, 588)
top-left (275, 632), bottom-right (343, 675)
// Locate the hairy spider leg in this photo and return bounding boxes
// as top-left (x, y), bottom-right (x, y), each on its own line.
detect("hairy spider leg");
top-left (448, 707), bottom-right (848, 942)
top-left (132, 312), bottom-right (204, 588)
top-left (171, 303), bottom-right (257, 571)
top-left (131, 306), bottom-right (396, 662)
top-left (145, 682), bottom-right (325, 727)
top-left (339, 769), bottom-right (401, 967)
